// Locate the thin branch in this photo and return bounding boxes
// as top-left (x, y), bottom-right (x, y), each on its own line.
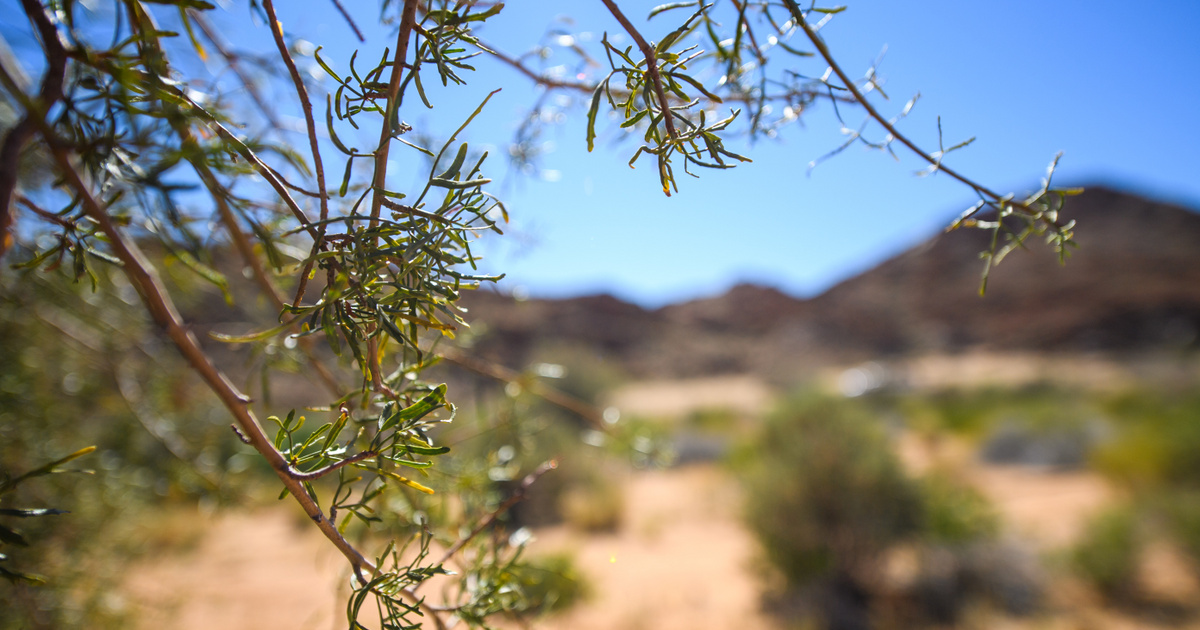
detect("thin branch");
top-left (599, 0), bottom-right (679, 142)
top-left (369, 0), bottom-right (419, 228)
top-left (50, 146), bottom-right (374, 574)
top-left (261, 0), bottom-right (332, 238)
top-left (361, 0), bottom-right (420, 402)
top-left (132, 7), bottom-right (344, 400)
top-left (439, 347), bottom-right (607, 431)
top-left (200, 115), bottom-right (322, 240)
top-left (485, 44), bottom-right (600, 93)
top-left (327, 0), bottom-right (365, 43)
top-left (783, 0), bottom-right (1059, 223)
top-left (477, 33), bottom-right (855, 112)
top-left (419, 459), bottom-right (557, 587)
top-left (289, 450), bottom-right (377, 481)
top-left (15, 194), bottom-right (72, 230)
top-left (0, 0), bottom-right (68, 259)
top-left (17, 8), bottom-right (373, 569)
top-left (190, 12), bottom-right (284, 131)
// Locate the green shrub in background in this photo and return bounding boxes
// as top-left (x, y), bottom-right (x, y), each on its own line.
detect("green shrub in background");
top-left (0, 269), bottom-right (245, 629)
top-left (504, 552), bottom-right (590, 619)
top-left (739, 393), bottom-right (1016, 628)
top-left (1092, 392), bottom-right (1200, 490)
top-left (1162, 491), bottom-right (1200, 576)
top-left (1069, 505), bottom-right (1141, 601)
top-left (740, 394), bottom-right (924, 586)
top-left (918, 472), bottom-right (999, 546)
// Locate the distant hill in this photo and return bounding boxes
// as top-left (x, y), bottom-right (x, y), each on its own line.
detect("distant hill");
top-left (460, 186), bottom-right (1200, 381)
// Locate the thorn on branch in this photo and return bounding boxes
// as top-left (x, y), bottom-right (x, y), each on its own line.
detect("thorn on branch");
top-left (231, 424), bottom-right (253, 444)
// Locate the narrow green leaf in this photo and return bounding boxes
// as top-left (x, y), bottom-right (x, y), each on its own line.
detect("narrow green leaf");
top-left (404, 443), bottom-right (450, 456)
top-left (326, 94), bottom-right (354, 155)
top-left (209, 321), bottom-right (293, 343)
top-left (0, 508), bottom-right (68, 518)
top-left (648, 1), bottom-right (699, 19)
top-left (313, 46), bottom-right (344, 83)
top-left (669, 71), bottom-right (722, 103)
top-left (436, 143), bottom-right (469, 181)
top-left (429, 177), bottom-right (491, 189)
top-left (172, 250), bottom-right (232, 306)
top-left (620, 109), bottom-right (650, 129)
top-left (586, 82), bottom-right (604, 152)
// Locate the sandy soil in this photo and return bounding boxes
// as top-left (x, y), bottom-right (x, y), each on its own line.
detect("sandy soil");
top-left (123, 374), bottom-right (1149, 629)
top-left (603, 375), bottom-right (775, 419)
top-left (523, 466), bottom-right (776, 630)
top-left (125, 509), bottom-right (347, 629)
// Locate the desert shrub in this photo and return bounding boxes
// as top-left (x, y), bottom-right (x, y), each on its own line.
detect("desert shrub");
top-left (505, 552), bottom-right (590, 618)
top-left (1161, 490), bottom-right (1200, 575)
top-left (685, 408), bottom-right (742, 436)
top-left (1092, 391), bottom-right (1200, 490)
top-left (0, 0), bottom-right (1080, 625)
top-left (918, 473), bottom-right (999, 546)
top-left (1070, 505), bottom-right (1141, 600)
top-left (740, 394), bottom-right (923, 585)
top-left (740, 393), bottom-right (1029, 628)
top-left (561, 474), bottom-right (625, 533)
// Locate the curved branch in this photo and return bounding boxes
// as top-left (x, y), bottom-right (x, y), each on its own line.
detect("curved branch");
top-left (783, 0), bottom-right (1060, 224)
top-left (0, 0), bottom-right (68, 259)
top-left (413, 459), bottom-right (557, 595)
top-left (15, 10), bottom-right (374, 570)
top-left (48, 144), bottom-right (375, 575)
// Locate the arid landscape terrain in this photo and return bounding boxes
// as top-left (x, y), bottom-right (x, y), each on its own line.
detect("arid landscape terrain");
top-left (10, 185), bottom-right (1197, 628)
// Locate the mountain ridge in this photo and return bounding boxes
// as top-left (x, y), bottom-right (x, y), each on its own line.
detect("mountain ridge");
top-left (459, 185), bottom-right (1200, 380)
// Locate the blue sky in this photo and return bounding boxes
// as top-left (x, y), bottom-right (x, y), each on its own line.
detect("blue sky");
top-left (7, 1), bottom-right (1199, 307)
top-left (445, 1), bottom-right (1200, 306)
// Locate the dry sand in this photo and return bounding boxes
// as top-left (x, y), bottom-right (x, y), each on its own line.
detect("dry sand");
top-left (124, 374), bottom-right (1138, 629)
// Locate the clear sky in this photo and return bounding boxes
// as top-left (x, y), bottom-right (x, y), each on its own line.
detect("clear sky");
top-left (7, 1), bottom-right (1199, 307)
top-left (446, 1), bottom-right (1200, 307)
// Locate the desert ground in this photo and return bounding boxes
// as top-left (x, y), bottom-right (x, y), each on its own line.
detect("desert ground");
top-left (123, 364), bottom-right (1198, 629)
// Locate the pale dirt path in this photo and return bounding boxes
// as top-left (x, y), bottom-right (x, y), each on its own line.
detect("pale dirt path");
top-left (521, 465), bottom-right (777, 630)
top-left (123, 465), bottom-right (776, 630)
top-left (125, 509), bottom-right (348, 630)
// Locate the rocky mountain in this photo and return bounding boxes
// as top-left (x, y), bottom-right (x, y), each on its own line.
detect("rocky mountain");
top-left (459, 186), bottom-right (1200, 382)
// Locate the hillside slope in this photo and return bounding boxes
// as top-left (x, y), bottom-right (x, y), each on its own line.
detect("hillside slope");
top-left (461, 186), bottom-right (1200, 379)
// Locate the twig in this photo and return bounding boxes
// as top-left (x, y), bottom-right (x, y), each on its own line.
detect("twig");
top-left (289, 450), bottom-right (377, 481)
top-left (361, 0), bottom-right (419, 401)
top-left (783, 0), bottom-right (1058, 222)
top-left (479, 35), bottom-right (852, 108)
top-left (0, 0), bottom-right (68, 259)
top-left (417, 459), bottom-right (557, 591)
top-left (327, 0), bottom-right (365, 43)
top-left (18, 5), bottom-right (373, 571)
top-left (15, 195), bottom-right (72, 230)
top-left (599, 0), bottom-right (679, 142)
top-left (439, 347), bottom-right (607, 430)
top-left (369, 0), bottom-right (419, 228)
top-left (262, 0), bottom-right (332, 243)
top-left (131, 9), bottom-right (345, 400)
top-left (48, 144), bottom-right (375, 573)
top-left (190, 13), bottom-right (284, 131)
